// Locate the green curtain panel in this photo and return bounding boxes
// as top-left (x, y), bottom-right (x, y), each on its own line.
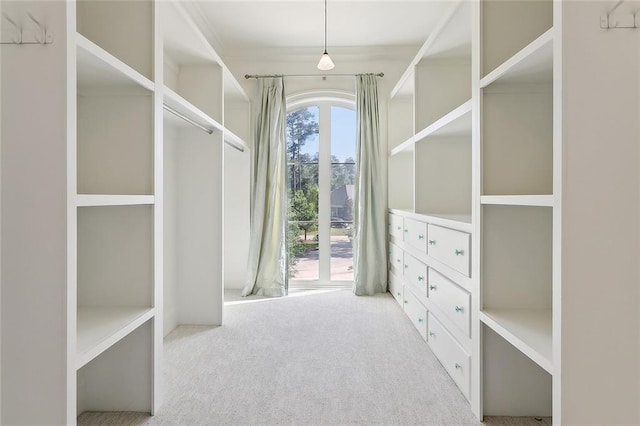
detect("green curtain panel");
top-left (242, 78), bottom-right (288, 297)
top-left (353, 75), bottom-right (388, 295)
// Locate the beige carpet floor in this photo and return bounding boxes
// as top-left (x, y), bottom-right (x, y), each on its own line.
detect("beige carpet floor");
top-left (79, 289), bottom-right (551, 425)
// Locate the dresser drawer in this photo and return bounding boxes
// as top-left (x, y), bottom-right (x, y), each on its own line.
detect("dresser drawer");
top-left (427, 224), bottom-right (470, 276)
top-left (404, 289), bottom-right (427, 341)
top-left (389, 213), bottom-right (404, 240)
top-left (404, 252), bottom-right (427, 295)
top-left (389, 272), bottom-right (404, 306)
top-left (428, 313), bottom-right (470, 399)
top-left (428, 269), bottom-right (471, 337)
top-left (404, 217), bottom-right (427, 253)
top-left (389, 242), bottom-right (403, 274)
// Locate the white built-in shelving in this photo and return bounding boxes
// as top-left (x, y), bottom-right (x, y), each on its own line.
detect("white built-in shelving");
top-left (388, 0), bottom-right (473, 223)
top-left (479, 309), bottom-right (552, 374)
top-left (76, 307), bottom-right (155, 369)
top-left (386, 0), bottom-right (476, 418)
top-left (477, 0), bottom-right (555, 420)
top-left (480, 195), bottom-right (553, 207)
top-left (160, 0), bottom-right (250, 336)
top-left (76, 195), bottom-right (155, 207)
top-left (72, 0), bottom-right (160, 420)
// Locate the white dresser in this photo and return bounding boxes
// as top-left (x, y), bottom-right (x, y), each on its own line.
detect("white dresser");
top-left (388, 210), bottom-right (473, 402)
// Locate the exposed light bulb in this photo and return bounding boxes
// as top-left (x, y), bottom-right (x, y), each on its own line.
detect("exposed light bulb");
top-left (317, 51), bottom-right (335, 71)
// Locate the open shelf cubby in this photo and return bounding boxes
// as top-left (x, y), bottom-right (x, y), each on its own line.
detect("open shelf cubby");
top-left (77, 205), bottom-right (154, 311)
top-left (77, 0), bottom-right (154, 81)
top-left (481, 0), bottom-right (553, 78)
top-left (388, 91), bottom-right (414, 152)
top-left (415, 135), bottom-right (471, 218)
top-left (481, 83), bottom-right (552, 196)
top-left (388, 149), bottom-right (414, 212)
top-left (223, 72), bottom-right (251, 145)
top-left (77, 320), bottom-right (153, 415)
top-left (161, 0), bottom-right (224, 126)
top-left (483, 325), bottom-right (552, 417)
top-left (481, 204), bottom-right (552, 370)
top-left (414, 0), bottom-right (471, 133)
top-left (77, 92), bottom-right (154, 195)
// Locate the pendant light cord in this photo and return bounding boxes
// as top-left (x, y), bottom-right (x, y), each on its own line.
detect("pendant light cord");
top-left (324, 0), bottom-right (328, 53)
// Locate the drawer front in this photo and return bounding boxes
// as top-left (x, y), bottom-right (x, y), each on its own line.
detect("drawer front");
top-left (428, 269), bottom-right (471, 336)
top-left (427, 224), bottom-right (470, 276)
top-left (404, 252), bottom-right (427, 295)
top-left (427, 313), bottom-right (470, 399)
top-left (404, 289), bottom-right (427, 341)
top-left (389, 214), bottom-right (404, 240)
top-left (389, 272), bottom-right (403, 306)
top-left (404, 218), bottom-right (427, 253)
top-left (389, 243), bottom-right (403, 274)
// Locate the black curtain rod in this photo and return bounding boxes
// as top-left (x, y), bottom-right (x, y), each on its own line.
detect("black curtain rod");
top-left (244, 72), bottom-right (384, 79)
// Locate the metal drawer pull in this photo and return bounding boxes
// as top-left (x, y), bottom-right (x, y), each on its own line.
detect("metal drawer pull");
top-left (418, 318), bottom-right (423, 323)
top-left (396, 258), bottom-right (401, 263)
top-left (429, 285), bottom-right (436, 291)
top-left (397, 226), bottom-right (402, 230)
top-left (455, 363), bottom-right (462, 370)
top-left (418, 275), bottom-right (424, 281)
top-left (455, 249), bottom-right (464, 256)
top-left (396, 292), bottom-right (401, 296)
top-left (428, 240), bottom-right (436, 245)
top-left (404, 264), bottom-right (409, 269)
top-left (418, 234), bottom-right (424, 240)
top-left (404, 300), bottom-right (408, 304)
top-left (404, 228), bottom-right (408, 232)
top-left (429, 332), bottom-right (435, 337)
top-left (455, 306), bottom-right (463, 313)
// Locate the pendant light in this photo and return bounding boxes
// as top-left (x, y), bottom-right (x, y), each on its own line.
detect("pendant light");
top-left (317, 0), bottom-right (335, 70)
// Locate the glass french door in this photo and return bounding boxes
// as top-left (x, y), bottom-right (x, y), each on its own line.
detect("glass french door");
top-left (286, 103), bottom-right (356, 287)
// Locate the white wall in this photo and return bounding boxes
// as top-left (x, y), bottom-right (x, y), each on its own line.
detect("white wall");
top-left (226, 52), bottom-right (410, 106)
top-left (224, 143), bottom-right (251, 289)
top-left (163, 125), bottom-right (179, 335)
top-left (1, 1), bottom-right (69, 423)
top-left (561, 2), bottom-right (640, 423)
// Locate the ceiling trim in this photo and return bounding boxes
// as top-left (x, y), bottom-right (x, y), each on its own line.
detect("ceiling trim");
top-left (180, 1), bottom-right (227, 58)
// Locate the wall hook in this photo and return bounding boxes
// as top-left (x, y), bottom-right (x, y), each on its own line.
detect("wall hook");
top-left (27, 12), bottom-right (45, 44)
top-left (1, 11), bottom-right (53, 44)
top-left (600, 0), bottom-right (639, 28)
top-left (2, 12), bottom-right (22, 44)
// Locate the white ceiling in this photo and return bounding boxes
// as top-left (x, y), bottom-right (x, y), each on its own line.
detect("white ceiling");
top-left (190, 1), bottom-right (452, 61)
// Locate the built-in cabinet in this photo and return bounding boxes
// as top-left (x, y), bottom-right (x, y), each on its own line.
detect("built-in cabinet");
top-left (478, 0), bottom-right (554, 419)
top-left (74, 0), bottom-right (160, 418)
top-left (389, 0), bottom-right (640, 423)
top-left (160, 0), bottom-right (250, 336)
top-left (387, 0), bottom-right (477, 414)
top-left (1, 0), bottom-right (249, 423)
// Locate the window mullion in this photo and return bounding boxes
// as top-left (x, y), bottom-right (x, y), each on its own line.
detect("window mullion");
top-left (318, 103), bottom-right (331, 283)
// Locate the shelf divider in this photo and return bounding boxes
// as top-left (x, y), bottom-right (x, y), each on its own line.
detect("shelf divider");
top-left (390, 136), bottom-right (415, 156)
top-left (480, 28), bottom-right (553, 88)
top-left (77, 306), bottom-right (155, 369)
top-left (76, 33), bottom-right (155, 92)
top-left (480, 308), bottom-right (553, 374)
top-left (414, 99), bottom-right (472, 142)
top-left (163, 86), bottom-right (224, 133)
top-left (480, 195), bottom-right (553, 207)
top-left (76, 194), bottom-right (155, 207)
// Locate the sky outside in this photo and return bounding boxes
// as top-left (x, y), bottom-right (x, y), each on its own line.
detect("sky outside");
top-left (297, 106), bottom-right (356, 163)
